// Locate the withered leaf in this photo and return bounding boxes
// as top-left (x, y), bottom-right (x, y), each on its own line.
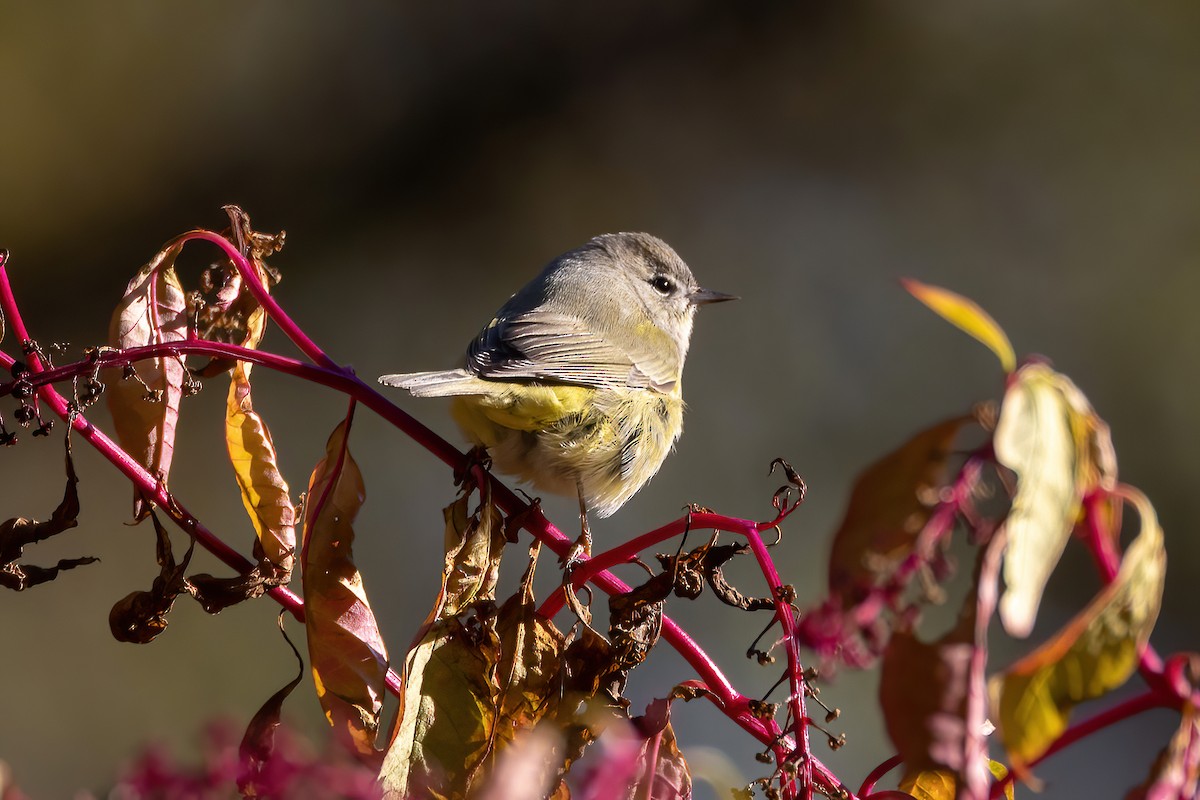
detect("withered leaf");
top-left (991, 486), bottom-right (1165, 769)
top-left (994, 363), bottom-right (1118, 638)
top-left (1, 436), bottom-right (96, 591)
top-left (109, 510), bottom-right (195, 643)
top-left (190, 206), bottom-right (283, 377)
top-left (607, 575), bottom-right (669, 699)
top-left (828, 415), bottom-right (973, 602)
top-left (302, 418), bottom-right (389, 761)
top-left (491, 551), bottom-right (565, 755)
top-left (238, 612), bottom-right (306, 797)
top-left (225, 361), bottom-right (295, 580)
top-left (381, 494), bottom-right (546, 800)
top-left (381, 615), bottom-right (500, 799)
top-left (628, 698), bottom-right (693, 800)
top-left (879, 622), bottom-right (974, 775)
top-left (187, 557), bottom-right (279, 614)
top-left (436, 476), bottom-right (507, 620)
top-left (105, 238), bottom-right (189, 517)
top-left (1125, 697), bottom-right (1200, 800)
top-left (656, 540), bottom-right (773, 611)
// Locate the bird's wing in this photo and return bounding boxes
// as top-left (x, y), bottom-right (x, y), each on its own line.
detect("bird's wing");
top-left (467, 309), bottom-right (678, 392)
top-left (379, 369), bottom-right (496, 397)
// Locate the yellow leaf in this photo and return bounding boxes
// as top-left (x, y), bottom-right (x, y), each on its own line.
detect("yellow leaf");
top-left (994, 364), bottom-right (1117, 637)
top-left (301, 419), bottom-right (389, 759)
top-left (225, 362), bottom-right (295, 577)
top-left (899, 761), bottom-right (1013, 799)
top-left (903, 279), bottom-right (1016, 373)
top-left (991, 487), bottom-right (1165, 768)
top-left (105, 239), bottom-right (189, 516)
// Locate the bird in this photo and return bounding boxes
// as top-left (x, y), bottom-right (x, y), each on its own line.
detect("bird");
top-left (379, 232), bottom-right (734, 559)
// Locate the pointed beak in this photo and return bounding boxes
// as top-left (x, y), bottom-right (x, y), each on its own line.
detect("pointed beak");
top-left (689, 287), bottom-right (739, 306)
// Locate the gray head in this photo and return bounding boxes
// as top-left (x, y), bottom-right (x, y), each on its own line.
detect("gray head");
top-left (544, 232), bottom-right (735, 362)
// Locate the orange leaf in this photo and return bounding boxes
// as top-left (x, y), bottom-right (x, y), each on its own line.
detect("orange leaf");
top-left (226, 361), bottom-right (295, 579)
top-left (903, 279), bottom-right (1016, 373)
top-left (301, 418), bottom-right (389, 761)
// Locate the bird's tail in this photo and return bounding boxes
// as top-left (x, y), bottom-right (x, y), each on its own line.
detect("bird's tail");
top-left (378, 369), bottom-right (494, 397)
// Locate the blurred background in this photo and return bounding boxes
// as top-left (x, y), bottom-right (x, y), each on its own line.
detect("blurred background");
top-left (2, 2), bottom-right (1198, 797)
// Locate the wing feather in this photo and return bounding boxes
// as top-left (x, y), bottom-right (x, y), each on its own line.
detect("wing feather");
top-left (467, 310), bottom-right (678, 392)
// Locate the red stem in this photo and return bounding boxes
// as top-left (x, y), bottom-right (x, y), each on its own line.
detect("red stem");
top-left (858, 753), bottom-right (903, 796)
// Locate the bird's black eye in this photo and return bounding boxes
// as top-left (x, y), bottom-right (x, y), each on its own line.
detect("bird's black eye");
top-left (649, 275), bottom-right (674, 295)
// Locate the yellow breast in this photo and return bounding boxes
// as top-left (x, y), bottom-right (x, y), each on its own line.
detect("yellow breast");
top-left (450, 383), bottom-right (683, 518)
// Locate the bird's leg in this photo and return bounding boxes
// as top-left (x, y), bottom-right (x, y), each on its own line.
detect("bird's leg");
top-left (562, 479), bottom-right (592, 569)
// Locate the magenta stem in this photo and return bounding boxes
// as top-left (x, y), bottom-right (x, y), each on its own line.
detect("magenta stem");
top-left (177, 230), bottom-right (338, 371)
top-left (858, 753), bottom-right (903, 796)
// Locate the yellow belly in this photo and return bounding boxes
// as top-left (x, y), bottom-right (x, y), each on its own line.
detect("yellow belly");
top-left (450, 383), bottom-right (683, 518)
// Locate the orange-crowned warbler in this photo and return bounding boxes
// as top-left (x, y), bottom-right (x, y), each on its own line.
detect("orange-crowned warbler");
top-left (379, 232), bottom-right (734, 555)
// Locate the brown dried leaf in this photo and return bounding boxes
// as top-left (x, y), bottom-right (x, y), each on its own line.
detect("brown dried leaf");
top-left (225, 361), bottom-right (295, 579)
top-left (436, 478), bottom-right (506, 620)
top-left (109, 511), bottom-right (195, 643)
top-left (238, 613), bottom-right (305, 797)
top-left (491, 553), bottom-right (565, 751)
top-left (880, 623), bottom-right (974, 775)
top-left (628, 699), bottom-right (693, 800)
top-left (190, 207), bottom-right (283, 376)
top-left (105, 238), bottom-right (189, 517)
top-left (0, 437), bottom-right (96, 591)
top-left (829, 415), bottom-right (973, 601)
top-left (1125, 699), bottom-right (1200, 800)
top-left (302, 419), bottom-right (389, 760)
top-left (186, 562), bottom-right (277, 613)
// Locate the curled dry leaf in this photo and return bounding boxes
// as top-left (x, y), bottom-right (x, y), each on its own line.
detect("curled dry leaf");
top-left (627, 698), bottom-right (693, 800)
top-left (0, 436), bottom-right (96, 591)
top-left (302, 419), bottom-right (389, 761)
top-left (828, 415), bottom-right (973, 603)
top-left (902, 279), bottom-right (1016, 374)
top-left (226, 361), bottom-right (295, 580)
top-left (437, 475), bottom-right (506, 620)
top-left (1125, 698), bottom-right (1200, 800)
top-left (994, 363), bottom-right (1118, 638)
top-left (238, 613), bottom-right (306, 797)
top-left (190, 205), bottom-right (283, 377)
top-left (656, 539), bottom-right (774, 611)
top-left (109, 511), bottom-right (195, 643)
top-left (991, 487), bottom-right (1165, 769)
top-left (105, 238), bottom-right (189, 518)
